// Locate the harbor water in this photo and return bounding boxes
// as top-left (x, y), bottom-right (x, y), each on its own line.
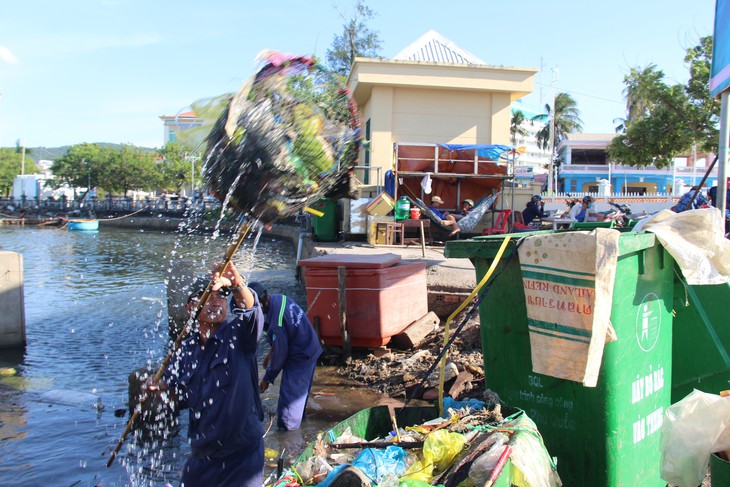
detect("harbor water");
top-left (0, 225), bottom-right (397, 486)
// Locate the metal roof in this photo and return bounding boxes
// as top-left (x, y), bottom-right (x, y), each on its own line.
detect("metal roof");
top-left (393, 29), bottom-right (486, 65)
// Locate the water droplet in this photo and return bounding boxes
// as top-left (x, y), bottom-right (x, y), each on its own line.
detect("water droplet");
top-left (194, 411), bottom-right (201, 419)
top-left (208, 398), bottom-right (213, 405)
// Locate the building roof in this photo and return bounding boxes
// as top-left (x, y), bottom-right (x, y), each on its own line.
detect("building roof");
top-left (564, 133), bottom-right (616, 142)
top-left (393, 29), bottom-right (486, 65)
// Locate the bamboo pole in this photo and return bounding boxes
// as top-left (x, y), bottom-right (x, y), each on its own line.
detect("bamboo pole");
top-left (106, 221), bottom-right (252, 467)
top-left (338, 266), bottom-right (351, 363)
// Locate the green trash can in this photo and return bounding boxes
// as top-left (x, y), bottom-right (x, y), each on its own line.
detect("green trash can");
top-left (446, 231), bottom-right (674, 486)
top-left (311, 198), bottom-right (338, 242)
top-left (671, 278), bottom-right (730, 402)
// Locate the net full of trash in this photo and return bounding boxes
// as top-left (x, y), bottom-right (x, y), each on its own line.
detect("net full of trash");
top-left (203, 51), bottom-right (362, 224)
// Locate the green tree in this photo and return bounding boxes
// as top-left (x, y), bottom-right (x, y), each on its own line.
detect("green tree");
top-left (104, 144), bottom-right (162, 195)
top-left (613, 64), bottom-right (664, 133)
top-left (0, 148), bottom-right (40, 197)
top-left (608, 36), bottom-right (719, 168)
top-left (531, 92), bottom-right (584, 153)
top-left (158, 142), bottom-right (199, 191)
top-left (51, 143), bottom-right (162, 195)
top-left (326, 0), bottom-right (382, 77)
top-left (50, 143), bottom-right (107, 191)
top-left (510, 110), bottom-right (529, 146)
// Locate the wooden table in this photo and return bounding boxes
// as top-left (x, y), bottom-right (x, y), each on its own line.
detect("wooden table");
top-left (402, 219), bottom-right (432, 245)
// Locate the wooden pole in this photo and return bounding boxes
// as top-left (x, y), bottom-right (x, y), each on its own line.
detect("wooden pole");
top-left (419, 220), bottom-right (426, 258)
top-left (337, 266), bottom-right (351, 363)
top-left (106, 222), bottom-right (252, 467)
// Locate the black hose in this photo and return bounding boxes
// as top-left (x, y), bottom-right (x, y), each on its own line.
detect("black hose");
top-left (398, 238), bottom-right (525, 416)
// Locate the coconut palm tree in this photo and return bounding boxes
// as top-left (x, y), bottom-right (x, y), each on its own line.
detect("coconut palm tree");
top-left (531, 92), bottom-right (583, 153)
top-left (510, 110), bottom-right (529, 146)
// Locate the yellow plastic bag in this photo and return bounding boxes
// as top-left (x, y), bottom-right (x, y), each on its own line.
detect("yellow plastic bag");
top-left (424, 429), bottom-right (467, 472)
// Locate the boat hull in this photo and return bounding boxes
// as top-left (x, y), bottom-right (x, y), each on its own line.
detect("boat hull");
top-left (67, 220), bottom-right (99, 231)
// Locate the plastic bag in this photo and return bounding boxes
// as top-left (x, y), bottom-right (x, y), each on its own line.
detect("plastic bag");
top-left (442, 397), bottom-right (486, 417)
top-left (352, 446), bottom-right (408, 484)
top-left (295, 455), bottom-right (333, 484)
top-left (468, 433), bottom-right (509, 486)
top-left (401, 430), bottom-right (467, 483)
top-left (508, 414), bottom-right (562, 487)
top-left (424, 429), bottom-right (467, 472)
top-left (660, 389), bottom-right (730, 487)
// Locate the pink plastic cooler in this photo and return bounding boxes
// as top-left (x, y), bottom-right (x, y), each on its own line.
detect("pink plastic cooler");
top-left (298, 253), bottom-right (428, 348)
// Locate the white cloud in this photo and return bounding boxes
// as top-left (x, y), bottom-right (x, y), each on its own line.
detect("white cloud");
top-left (0, 45), bottom-right (19, 64)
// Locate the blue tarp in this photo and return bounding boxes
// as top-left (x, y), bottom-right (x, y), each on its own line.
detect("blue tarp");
top-left (437, 144), bottom-right (514, 162)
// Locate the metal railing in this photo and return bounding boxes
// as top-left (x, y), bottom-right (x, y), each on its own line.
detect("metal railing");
top-left (0, 195), bottom-right (222, 217)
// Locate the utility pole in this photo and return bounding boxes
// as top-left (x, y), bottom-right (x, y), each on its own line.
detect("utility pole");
top-left (20, 140), bottom-right (26, 176)
top-left (547, 68), bottom-right (559, 196)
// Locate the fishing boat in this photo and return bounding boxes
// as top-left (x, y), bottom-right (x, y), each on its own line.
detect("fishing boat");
top-left (66, 219), bottom-right (99, 231)
top-left (268, 403), bottom-right (558, 487)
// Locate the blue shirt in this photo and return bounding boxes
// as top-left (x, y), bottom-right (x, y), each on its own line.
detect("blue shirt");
top-left (429, 206), bottom-right (447, 220)
top-left (263, 294), bottom-right (322, 385)
top-left (522, 201), bottom-right (547, 225)
top-left (673, 189), bottom-right (708, 213)
top-left (167, 296), bottom-right (265, 458)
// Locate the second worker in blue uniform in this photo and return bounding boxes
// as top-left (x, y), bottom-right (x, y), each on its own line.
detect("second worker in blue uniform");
top-left (249, 282), bottom-right (322, 431)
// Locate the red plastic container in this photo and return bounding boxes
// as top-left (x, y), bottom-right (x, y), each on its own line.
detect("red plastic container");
top-left (409, 207), bottom-right (421, 220)
top-left (298, 254), bottom-right (428, 347)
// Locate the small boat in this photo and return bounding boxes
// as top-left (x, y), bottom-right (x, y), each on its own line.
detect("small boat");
top-left (66, 219), bottom-right (99, 231)
top-left (267, 403), bottom-right (553, 487)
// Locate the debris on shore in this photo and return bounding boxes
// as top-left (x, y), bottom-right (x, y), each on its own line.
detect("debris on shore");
top-left (326, 310), bottom-right (487, 402)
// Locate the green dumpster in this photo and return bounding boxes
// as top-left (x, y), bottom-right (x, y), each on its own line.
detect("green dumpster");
top-left (446, 231), bottom-right (674, 486)
top-left (671, 278), bottom-right (730, 401)
top-left (311, 198), bottom-right (338, 242)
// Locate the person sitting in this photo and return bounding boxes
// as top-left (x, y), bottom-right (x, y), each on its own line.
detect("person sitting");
top-left (572, 196), bottom-right (599, 222)
top-left (522, 195), bottom-right (548, 225)
top-left (429, 196), bottom-right (460, 236)
top-left (452, 199), bottom-right (474, 222)
top-left (672, 186), bottom-right (708, 213)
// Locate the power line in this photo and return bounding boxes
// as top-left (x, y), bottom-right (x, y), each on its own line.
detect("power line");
top-left (533, 80), bottom-right (624, 105)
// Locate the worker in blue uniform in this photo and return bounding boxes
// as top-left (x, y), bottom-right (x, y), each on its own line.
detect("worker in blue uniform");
top-left (150, 264), bottom-right (265, 487)
top-left (249, 282), bottom-right (322, 431)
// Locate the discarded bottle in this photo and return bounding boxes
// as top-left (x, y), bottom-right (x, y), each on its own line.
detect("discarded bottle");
top-left (395, 196), bottom-right (411, 220)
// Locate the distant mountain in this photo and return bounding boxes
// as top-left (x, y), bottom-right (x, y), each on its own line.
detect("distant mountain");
top-left (14, 144), bottom-right (157, 162)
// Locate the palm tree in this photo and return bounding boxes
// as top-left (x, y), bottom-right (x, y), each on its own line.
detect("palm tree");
top-left (623, 64), bottom-right (664, 123)
top-left (510, 110), bottom-right (529, 146)
top-left (613, 65), bottom-right (666, 134)
top-left (531, 92), bottom-right (583, 154)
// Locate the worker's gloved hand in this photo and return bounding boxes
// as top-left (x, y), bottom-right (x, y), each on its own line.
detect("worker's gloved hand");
top-left (259, 380), bottom-right (270, 393)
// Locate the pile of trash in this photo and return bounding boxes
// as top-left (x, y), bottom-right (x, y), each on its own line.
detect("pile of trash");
top-left (270, 400), bottom-right (561, 487)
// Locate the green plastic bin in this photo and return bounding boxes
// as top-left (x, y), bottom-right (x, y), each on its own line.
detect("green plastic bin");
top-left (445, 231), bottom-right (674, 486)
top-left (671, 278), bottom-right (730, 402)
top-left (311, 198), bottom-right (338, 242)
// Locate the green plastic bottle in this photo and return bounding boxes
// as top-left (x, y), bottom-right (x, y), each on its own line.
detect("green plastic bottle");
top-left (395, 196), bottom-right (411, 220)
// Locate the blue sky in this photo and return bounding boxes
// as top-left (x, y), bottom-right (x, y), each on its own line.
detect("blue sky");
top-left (0, 0), bottom-right (716, 151)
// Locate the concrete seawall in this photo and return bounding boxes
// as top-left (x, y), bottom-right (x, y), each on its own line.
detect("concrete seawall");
top-left (0, 251), bottom-right (26, 349)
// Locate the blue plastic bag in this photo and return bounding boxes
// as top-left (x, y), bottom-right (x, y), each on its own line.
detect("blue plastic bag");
top-left (352, 445), bottom-right (408, 483)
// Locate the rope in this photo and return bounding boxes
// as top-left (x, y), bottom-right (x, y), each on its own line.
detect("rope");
top-left (97, 206), bottom-right (149, 221)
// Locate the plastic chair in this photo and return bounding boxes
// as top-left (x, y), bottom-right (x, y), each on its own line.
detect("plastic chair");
top-left (512, 210), bottom-right (533, 232)
top-left (482, 210), bottom-right (512, 235)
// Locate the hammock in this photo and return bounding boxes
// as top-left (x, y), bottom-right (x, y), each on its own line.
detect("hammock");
top-left (456, 193), bottom-right (500, 233)
top-left (406, 193), bottom-right (500, 234)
